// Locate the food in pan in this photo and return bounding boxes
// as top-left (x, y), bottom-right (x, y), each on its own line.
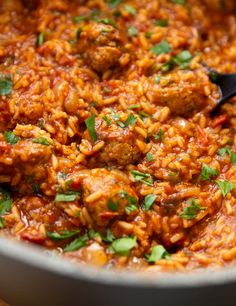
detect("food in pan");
top-left (0, 0), bottom-right (236, 271)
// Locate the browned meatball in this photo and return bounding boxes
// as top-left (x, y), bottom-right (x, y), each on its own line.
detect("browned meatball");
top-left (0, 138), bottom-right (52, 185)
top-left (77, 22), bottom-right (122, 73)
top-left (147, 69), bottom-right (220, 116)
top-left (84, 116), bottom-right (142, 166)
top-left (82, 168), bottom-right (138, 227)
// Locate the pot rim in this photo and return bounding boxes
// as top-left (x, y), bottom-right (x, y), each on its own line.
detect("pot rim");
top-left (0, 237), bottom-right (235, 289)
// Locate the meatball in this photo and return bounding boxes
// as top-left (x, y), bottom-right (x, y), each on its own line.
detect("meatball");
top-left (147, 69), bottom-right (220, 116)
top-left (77, 22), bottom-right (122, 73)
top-left (82, 169), bottom-right (138, 227)
top-left (84, 116), bottom-right (142, 166)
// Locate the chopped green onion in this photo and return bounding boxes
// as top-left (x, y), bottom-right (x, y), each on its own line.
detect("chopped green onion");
top-left (107, 199), bottom-right (119, 211)
top-left (88, 229), bottom-right (102, 240)
top-left (172, 0), bottom-right (186, 4)
top-left (85, 115), bottom-right (97, 142)
top-left (123, 113), bottom-right (136, 127)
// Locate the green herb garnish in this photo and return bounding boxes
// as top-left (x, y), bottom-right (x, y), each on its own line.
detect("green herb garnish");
top-left (127, 104), bottom-right (140, 109)
top-left (88, 229), bottom-right (102, 240)
top-left (33, 137), bottom-right (51, 146)
top-left (180, 198), bottom-right (206, 220)
top-left (173, 50), bottom-right (192, 69)
top-left (124, 5), bottom-right (136, 15)
top-left (154, 19), bottom-right (168, 27)
top-left (128, 26), bottom-right (138, 37)
top-left (146, 152), bottom-right (154, 162)
top-left (218, 147), bottom-right (236, 165)
top-left (216, 180), bottom-right (235, 197)
top-left (107, 199), bottom-right (119, 211)
top-left (111, 236), bottom-right (137, 256)
top-left (147, 245), bottom-right (169, 263)
top-left (0, 74), bottom-right (13, 96)
top-left (123, 113), bottom-right (136, 127)
top-left (74, 16), bottom-right (86, 23)
top-left (47, 229), bottom-right (79, 240)
top-left (200, 163), bottom-right (219, 181)
top-left (154, 129), bottom-right (164, 141)
top-left (36, 32), bottom-right (45, 46)
top-left (143, 194), bottom-right (157, 211)
top-left (108, 0), bottom-right (122, 8)
top-left (64, 234), bottom-right (88, 252)
top-left (55, 192), bottom-right (80, 202)
top-left (103, 229), bottom-right (115, 243)
top-left (102, 115), bottom-right (111, 126)
top-left (151, 40), bottom-right (171, 55)
top-left (131, 170), bottom-right (153, 186)
top-left (172, 0), bottom-right (186, 4)
top-left (85, 115), bottom-right (97, 142)
top-left (4, 131), bottom-right (19, 145)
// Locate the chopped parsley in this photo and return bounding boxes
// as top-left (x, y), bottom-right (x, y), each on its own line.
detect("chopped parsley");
top-left (124, 5), bottom-right (136, 15)
top-left (173, 50), bottom-right (192, 69)
top-left (88, 229), bottom-right (102, 240)
top-left (146, 152), bottom-right (154, 162)
top-left (123, 113), bottom-right (136, 126)
top-left (218, 147), bottom-right (236, 165)
top-left (131, 170), bottom-right (153, 186)
top-left (47, 229), bottom-right (79, 240)
top-left (76, 28), bottom-right (83, 39)
top-left (64, 234), bottom-right (88, 252)
top-left (154, 129), bottom-right (164, 141)
top-left (200, 163), bottom-right (219, 181)
top-left (154, 75), bottom-right (161, 84)
top-left (0, 188), bottom-right (13, 228)
top-left (55, 192), bottom-right (80, 202)
top-left (4, 131), bottom-right (20, 145)
top-left (128, 26), bottom-right (138, 37)
top-left (103, 229), bottom-right (115, 243)
top-left (216, 180), bottom-right (235, 197)
top-left (85, 115), bottom-right (97, 142)
top-left (143, 194), bottom-right (157, 211)
top-left (154, 19), bottom-right (168, 27)
top-left (36, 32), bottom-right (45, 46)
top-left (107, 199), bottom-right (119, 211)
top-left (97, 18), bottom-right (117, 28)
top-left (151, 40), bottom-right (171, 56)
top-left (0, 74), bottom-right (13, 96)
top-left (102, 115), bottom-right (111, 125)
top-left (127, 104), bottom-right (140, 109)
top-left (147, 245), bottom-right (169, 263)
top-left (33, 137), bottom-right (51, 146)
top-left (172, 0), bottom-right (186, 4)
top-left (74, 15), bottom-right (86, 23)
top-left (111, 236), bottom-right (137, 256)
top-left (108, 0), bottom-right (122, 8)
top-left (180, 198), bottom-right (206, 220)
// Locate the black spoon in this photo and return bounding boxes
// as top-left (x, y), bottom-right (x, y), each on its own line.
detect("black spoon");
top-left (205, 66), bottom-right (236, 113)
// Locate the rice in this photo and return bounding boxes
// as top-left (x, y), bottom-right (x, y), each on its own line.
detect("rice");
top-left (0, 0), bottom-right (236, 271)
